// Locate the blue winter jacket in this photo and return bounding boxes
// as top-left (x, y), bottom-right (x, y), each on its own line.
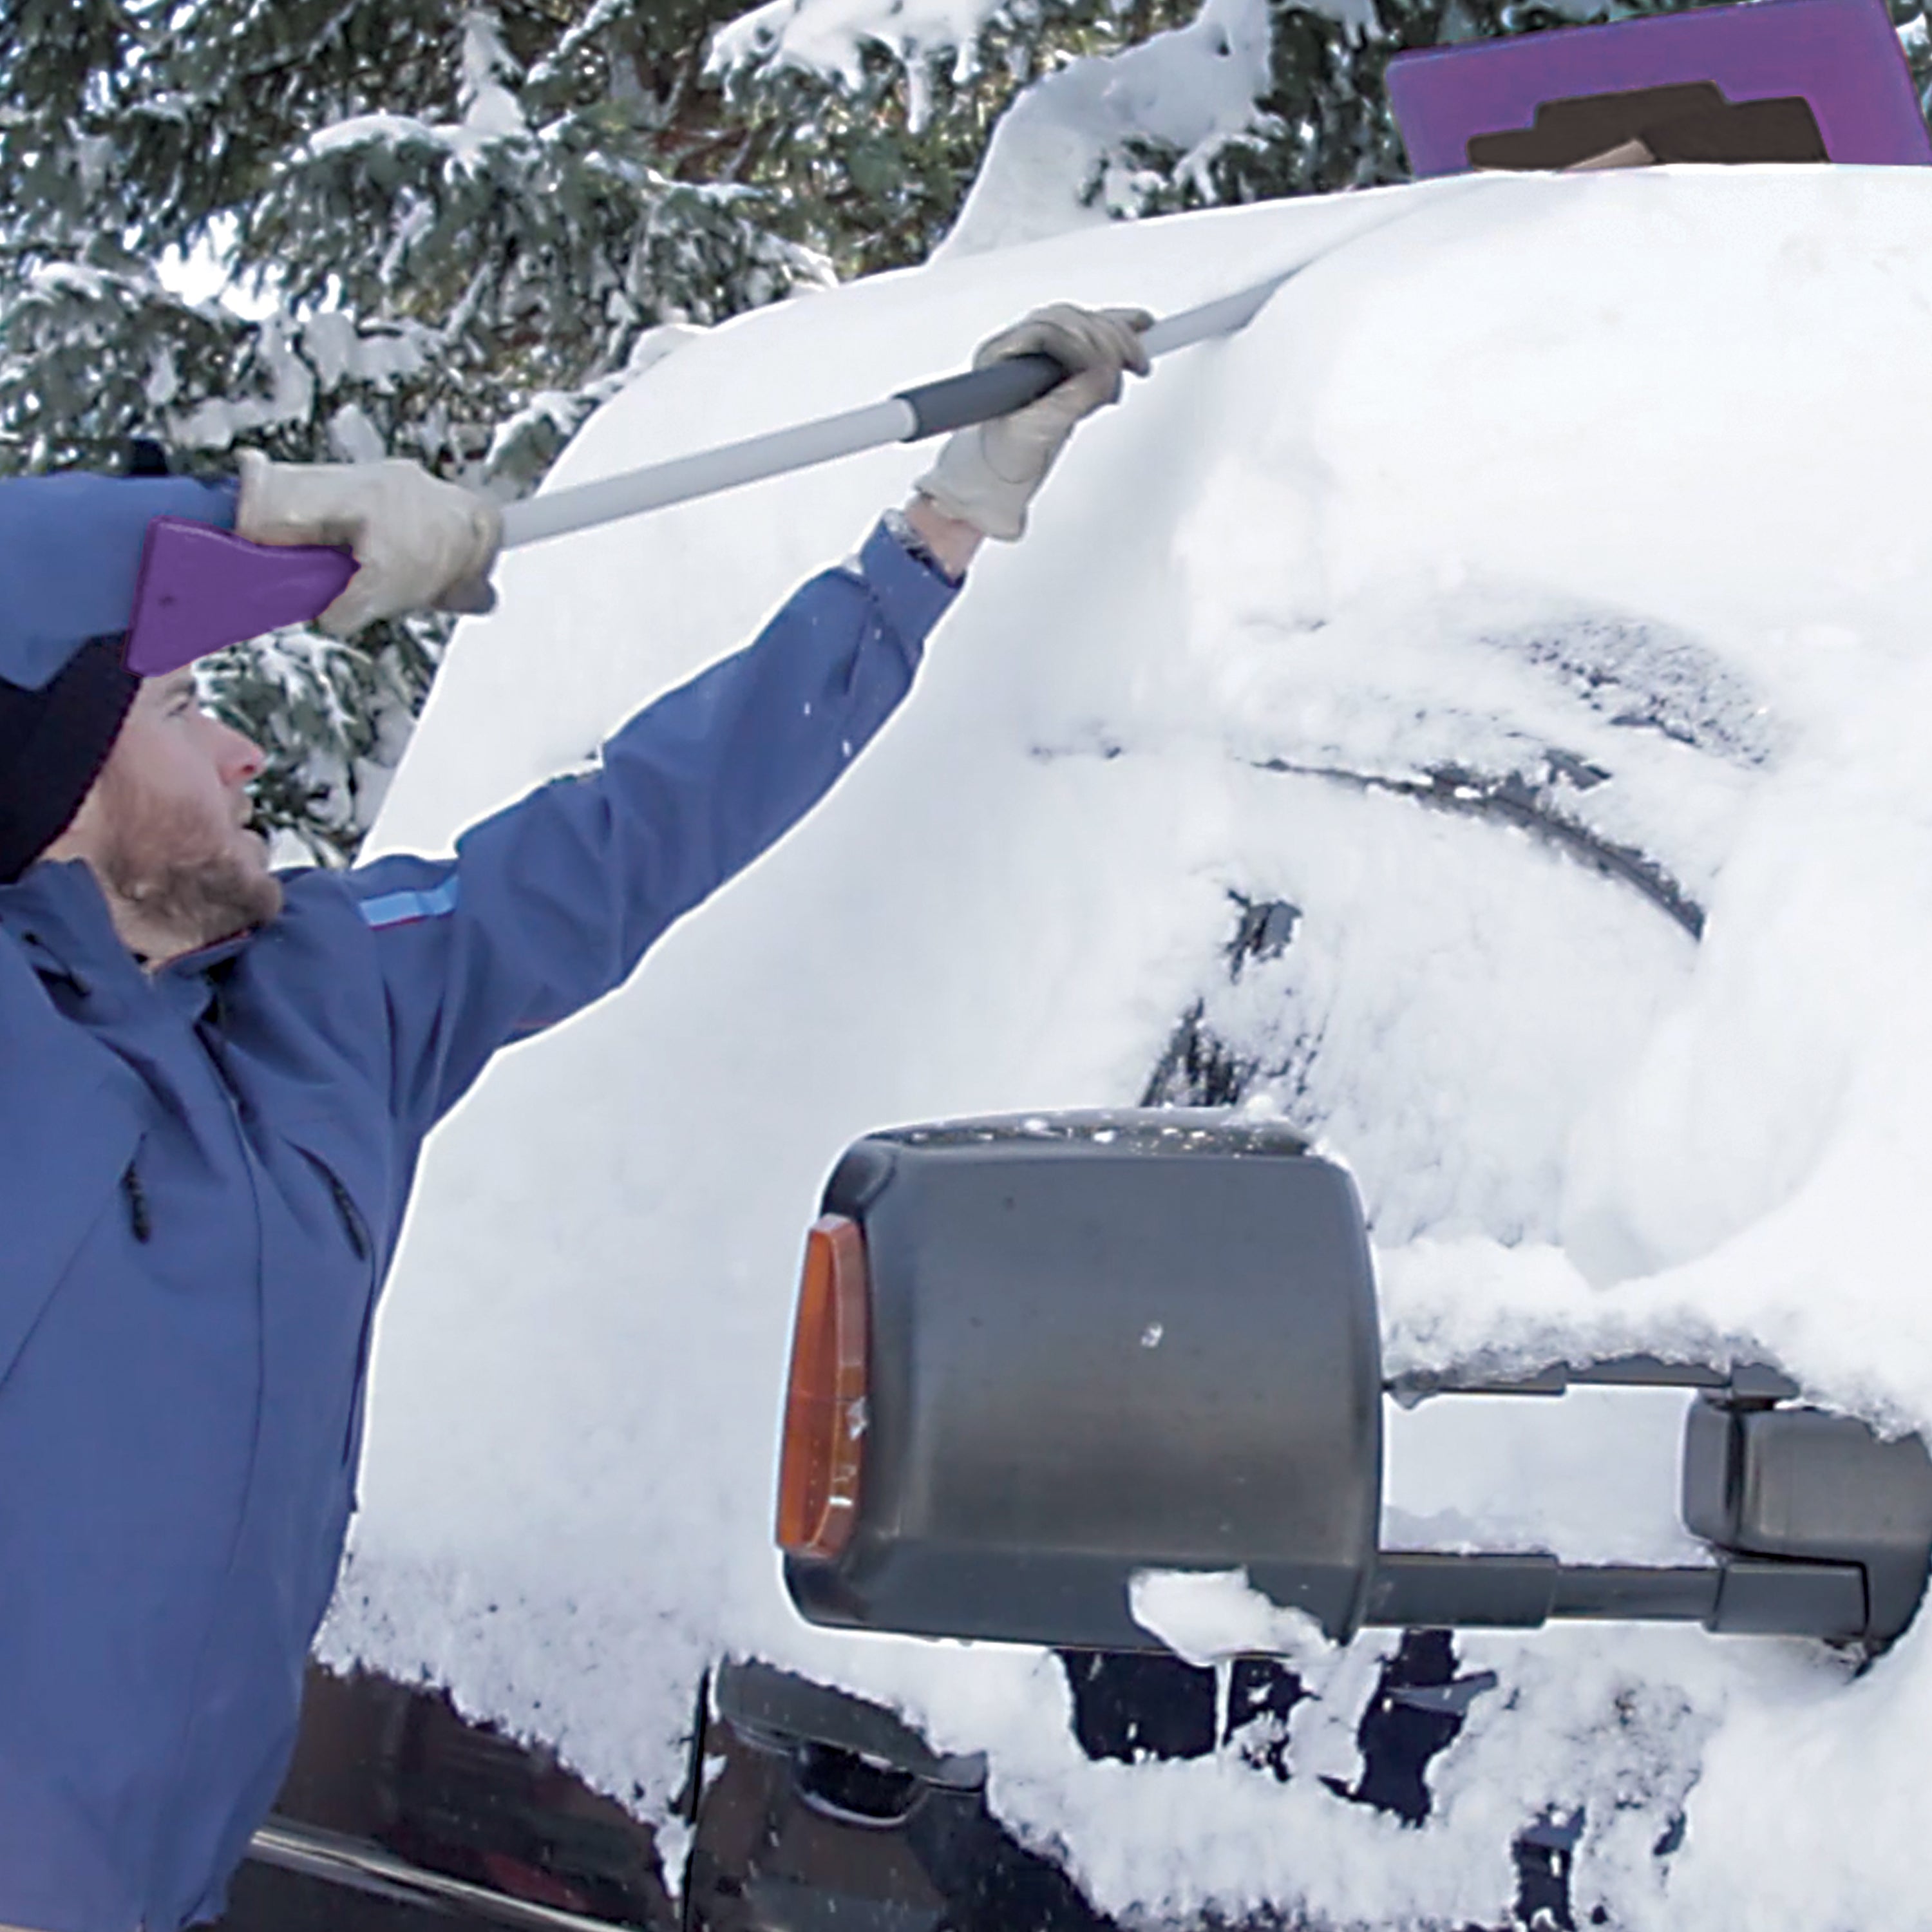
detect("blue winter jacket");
top-left (0, 475), bottom-right (958, 1931)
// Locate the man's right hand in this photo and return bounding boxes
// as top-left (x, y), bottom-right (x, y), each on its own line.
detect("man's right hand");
top-left (236, 451), bottom-right (503, 637)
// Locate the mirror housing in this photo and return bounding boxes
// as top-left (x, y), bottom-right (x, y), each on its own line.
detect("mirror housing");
top-left (784, 1111), bottom-right (1381, 1648)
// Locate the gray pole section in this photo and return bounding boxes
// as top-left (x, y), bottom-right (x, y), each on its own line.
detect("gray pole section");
top-left (502, 396), bottom-right (917, 549)
top-left (498, 269), bottom-right (1299, 554)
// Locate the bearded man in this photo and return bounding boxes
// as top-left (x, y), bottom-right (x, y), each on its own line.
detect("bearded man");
top-left (0, 303), bottom-right (1146, 1932)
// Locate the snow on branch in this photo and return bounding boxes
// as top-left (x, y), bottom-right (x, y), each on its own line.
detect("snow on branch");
top-left (941, 0), bottom-right (1282, 256)
top-left (303, 14), bottom-right (531, 176)
top-left (709, 0), bottom-right (1003, 90)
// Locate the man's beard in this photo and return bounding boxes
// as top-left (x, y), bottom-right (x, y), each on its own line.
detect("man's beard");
top-left (97, 780), bottom-right (284, 954)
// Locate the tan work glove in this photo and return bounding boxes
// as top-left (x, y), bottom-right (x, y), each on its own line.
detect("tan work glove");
top-left (913, 303), bottom-right (1153, 541)
top-left (235, 450), bottom-right (503, 638)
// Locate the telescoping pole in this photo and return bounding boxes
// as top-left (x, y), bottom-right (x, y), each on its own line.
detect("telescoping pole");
top-left (497, 274), bottom-right (1296, 551)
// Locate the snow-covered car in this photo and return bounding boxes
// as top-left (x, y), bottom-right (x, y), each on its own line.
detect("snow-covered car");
top-left (231, 159), bottom-right (1932, 1932)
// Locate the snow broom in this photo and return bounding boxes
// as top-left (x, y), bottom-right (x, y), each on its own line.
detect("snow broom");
top-left (120, 259), bottom-right (1336, 679)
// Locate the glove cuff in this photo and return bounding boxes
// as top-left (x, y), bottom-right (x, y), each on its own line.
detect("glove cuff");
top-left (232, 449), bottom-right (285, 544)
top-left (913, 430), bottom-right (1029, 543)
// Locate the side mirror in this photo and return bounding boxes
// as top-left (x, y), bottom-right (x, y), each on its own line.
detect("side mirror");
top-left (777, 1110), bottom-right (1932, 1658)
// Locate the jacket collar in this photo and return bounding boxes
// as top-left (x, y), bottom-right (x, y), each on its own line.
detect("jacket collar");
top-left (0, 858), bottom-right (256, 1005)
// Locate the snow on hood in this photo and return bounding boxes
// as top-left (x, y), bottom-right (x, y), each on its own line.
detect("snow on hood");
top-left (337, 166), bottom-right (1932, 1929)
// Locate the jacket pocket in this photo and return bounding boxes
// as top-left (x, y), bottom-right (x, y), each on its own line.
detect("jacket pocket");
top-left (0, 1057), bottom-right (145, 1394)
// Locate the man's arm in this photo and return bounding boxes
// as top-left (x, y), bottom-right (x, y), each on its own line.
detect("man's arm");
top-left (323, 306), bottom-right (1146, 1136)
top-left (342, 521), bottom-right (959, 1140)
top-left (0, 473), bottom-right (236, 690)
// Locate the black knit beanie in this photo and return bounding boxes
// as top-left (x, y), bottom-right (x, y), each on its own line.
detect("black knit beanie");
top-left (0, 634), bottom-right (140, 886)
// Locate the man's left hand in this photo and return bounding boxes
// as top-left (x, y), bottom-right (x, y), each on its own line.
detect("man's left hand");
top-left (913, 303), bottom-right (1153, 543)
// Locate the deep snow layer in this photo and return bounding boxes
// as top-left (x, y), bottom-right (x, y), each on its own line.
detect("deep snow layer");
top-left (334, 167), bottom-right (1932, 1927)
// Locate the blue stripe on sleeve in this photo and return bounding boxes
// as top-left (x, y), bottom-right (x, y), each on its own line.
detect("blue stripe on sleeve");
top-left (356, 877), bottom-right (460, 930)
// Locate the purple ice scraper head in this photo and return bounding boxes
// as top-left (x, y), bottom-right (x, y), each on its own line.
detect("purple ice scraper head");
top-left (124, 518), bottom-right (356, 679)
top-left (1388, 0), bottom-right (1932, 178)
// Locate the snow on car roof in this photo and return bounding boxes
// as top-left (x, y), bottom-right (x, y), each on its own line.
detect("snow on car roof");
top-left (338, 167), bottom-right (1932, 1928)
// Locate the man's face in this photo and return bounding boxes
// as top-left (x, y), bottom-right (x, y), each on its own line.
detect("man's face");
top-left (79, 668), bottom-right (283, 953)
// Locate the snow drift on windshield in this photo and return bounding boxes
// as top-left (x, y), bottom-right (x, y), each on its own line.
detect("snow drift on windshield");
top-left (332, 165), bottom-right (1932, 1929)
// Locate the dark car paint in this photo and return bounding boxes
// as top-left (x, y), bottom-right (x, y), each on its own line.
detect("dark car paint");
top-left (215, 1640), bottom-right (1580, 1932)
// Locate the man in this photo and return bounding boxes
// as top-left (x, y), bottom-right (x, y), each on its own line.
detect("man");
top-left (0, 302), bottom-right (1148, 1932)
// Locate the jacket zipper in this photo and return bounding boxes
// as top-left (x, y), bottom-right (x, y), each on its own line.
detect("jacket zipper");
top-left (321, 1166), bottom-right (370, 1261)
top-left (123, 1159), bottom-right (151, 1243)
top-left (296, 1147), bottom-right (377, 1464)
top-left (290, 1143), bottom-right (372, 1263)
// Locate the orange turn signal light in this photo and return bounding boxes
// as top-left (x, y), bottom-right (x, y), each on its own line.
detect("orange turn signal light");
top-left (776, 1214), bottom-right (869, 1561)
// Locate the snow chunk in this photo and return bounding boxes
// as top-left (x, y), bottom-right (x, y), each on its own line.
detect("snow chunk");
top-left (1130, 1568), bottom-right (1339, 1668)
